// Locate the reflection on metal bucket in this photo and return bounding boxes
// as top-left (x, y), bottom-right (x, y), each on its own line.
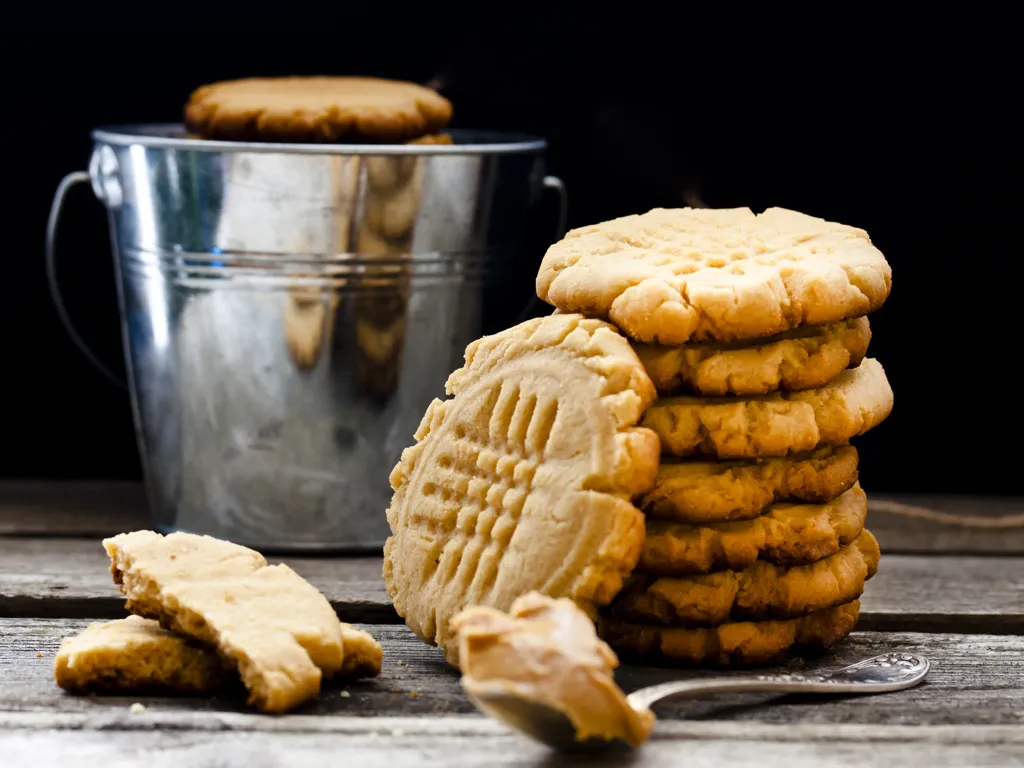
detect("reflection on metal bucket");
top-left (48, 125), bottom-right (564, 552)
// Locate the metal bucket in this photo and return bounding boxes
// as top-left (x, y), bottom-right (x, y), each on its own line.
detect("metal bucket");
top-left (47, 125), bottom-right (566, 552)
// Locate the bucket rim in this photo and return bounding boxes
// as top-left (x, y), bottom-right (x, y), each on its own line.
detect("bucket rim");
top-left (91, 124), bottom-right (549, 156)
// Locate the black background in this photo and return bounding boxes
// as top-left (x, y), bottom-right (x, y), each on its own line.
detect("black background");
top-left (5, 6), bottom-right (1022, 494)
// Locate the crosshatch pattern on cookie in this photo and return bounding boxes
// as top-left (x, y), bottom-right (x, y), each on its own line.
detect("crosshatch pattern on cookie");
top-left (383, 314), bottom-right (659, 664)
top-left (411, 381), bottom-right (554, 604)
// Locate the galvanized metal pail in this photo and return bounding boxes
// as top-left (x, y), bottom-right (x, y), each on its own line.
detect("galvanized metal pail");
top-left (46, 125), bottom-right (566, 552)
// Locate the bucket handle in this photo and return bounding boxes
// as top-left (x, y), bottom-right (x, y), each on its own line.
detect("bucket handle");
top-left (543, 175), bottom-right (568, 242)
top-left (45, 171), bottom-right (128, 390)
top-left (510, 175), bottom-right (568, 324)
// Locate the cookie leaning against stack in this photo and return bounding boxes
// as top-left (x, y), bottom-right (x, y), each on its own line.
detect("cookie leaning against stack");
top-left (537, 206), bottom-right (894, 664)
top-left (383, 314), bottom-right (660, 664)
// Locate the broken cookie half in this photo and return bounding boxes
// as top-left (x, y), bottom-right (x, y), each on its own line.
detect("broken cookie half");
top-left (54, 530), bottom-right (382, 713)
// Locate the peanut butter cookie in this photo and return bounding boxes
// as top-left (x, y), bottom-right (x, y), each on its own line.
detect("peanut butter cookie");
top-left (104, 531), bottom-right (344, 713)
top-left (642, 358), bottom-right (892, 459)
top-left (600, 600), bottom-right (861, 665)
top-left (54, 616), bottom-right (227, 695)
top-left (537, 207), bottom-right (891, 345)
top-left (185, 76), bottom-right (452, 144)
top-left (611, 530), bottom-right (879, 625)
top-left (383, 314), bottom-right (660, 663)
top-left (635, 317), bottom-right (871, 396)
top-left (640, 445), bottom-right (858, 524)
top-left (640, 484), bottom-right (867, 576)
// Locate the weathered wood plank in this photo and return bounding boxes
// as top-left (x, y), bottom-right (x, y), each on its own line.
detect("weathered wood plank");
top-left (0, 539), bottom-right (392, 622)
top-left (2, 620), bottom-right (1022, 726)
top-left (1, 539), bottom-right (1021, 631)
top-left (2, 482), bottom-right (1023, 554)
top-left (1, 716), bottom-right (1021, 768)
top-left (0, 482), bottom-right (147, 538)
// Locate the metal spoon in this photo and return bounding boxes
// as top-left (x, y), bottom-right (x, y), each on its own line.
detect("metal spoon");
top-left (464, 652), bottom-right (930, 751)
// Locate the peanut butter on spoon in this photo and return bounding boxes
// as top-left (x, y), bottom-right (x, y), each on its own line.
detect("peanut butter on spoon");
top-left (450, 592), bottom-right (655, 748)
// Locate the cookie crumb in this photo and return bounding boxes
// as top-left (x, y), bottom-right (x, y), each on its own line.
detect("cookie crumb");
top-left (409, 691), bottom-right (419, 697)
top-left (35, 652), bottom-right (44, 658)
top-left (340, 690), bottom-right (351, 698)
top-left (129, 703), bottom-right (146, 714)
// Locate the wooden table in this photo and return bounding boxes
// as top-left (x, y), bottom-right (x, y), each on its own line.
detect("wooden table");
top-left (2, 483), bottom-right (1022, 767)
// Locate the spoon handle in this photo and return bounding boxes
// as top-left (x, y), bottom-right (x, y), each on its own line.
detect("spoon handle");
top-left (627, 652), bottom-right (930, 711)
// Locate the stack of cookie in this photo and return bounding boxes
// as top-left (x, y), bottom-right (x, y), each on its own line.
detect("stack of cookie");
top-left (536, 206), bottom-right (893, 664)
top-left (383, 205), bottom-right (893, 668)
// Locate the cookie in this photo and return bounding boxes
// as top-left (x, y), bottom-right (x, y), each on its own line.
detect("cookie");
top-left (185, 76), bottom-right (453, 144)
top-left (452, 592), bottom-right (655, 747)
top-left (54, 616), bottom-right (227, 695)
top-left (338, 623), bottom-right (384, 678)
top-left (635, 317), bottom-right (871, 396)
top-left (640, 484), bottom-right (867, 576)
top-left (54, 616), bottom-right (380, 698)
top-left (537, 206), bottom-right (891, 345)
top-left (600, 600), bottom-right (861, 666)
top-left (383, 314), bottom-right (660, 663)
top-left (640, 445), bottom-right (859, 524)
top-left (642, 358), bottom-right (893, 459)
top-left (104, 531), bottom-right (345, 713)
top-left (611, 530), bottom-right (879, 626)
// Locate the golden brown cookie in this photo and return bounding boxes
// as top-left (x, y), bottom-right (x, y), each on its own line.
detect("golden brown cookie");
top-left (409, 133), bottom-right (454, 145)
top-left (640, 484), bottom-right (867, 576)
top-left (537, 207), bottom-right (891, 345)
top-left (104, 531), bottom-right (344, 713)
top-left (338, 623), bottom-right (384, 678)
top-left (383, 314), bottom-right (660, 663)
top-left (54, 616), bottom-right (380, 697)
top-left (54, 616), bottom-right (228, 695)
top-left (600, 600), bottom-right (861, 666)
top-left (185, 76), bottom-right (453, 144)
top-left (640, 445), bottom-right (859, 524)
top-left (611, 530), bottom-right (879, 626)
top-left (642, 358), bottom-right (892, 459)
top-left (635, 317), bottom-right (871, 396)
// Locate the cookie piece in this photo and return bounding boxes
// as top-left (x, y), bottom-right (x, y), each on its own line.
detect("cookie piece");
top-left (452, 592), bottom-right (654, 747)
top-left (642, 358), bottom-right (892, 459)
top-left (640, 484), bottom-right (867, 576)
top-left (104, 531), bottom-right (344, 713)
top-left (537, 206), bottom-right (891, 345)
top-left (339, 623), bottom-right (384, 678)
top-left (383, 314), bottom-right (660, 663)
top-left (54, 616), bottom-right (227, 695)
top-left (185, 76), bottom-right (453, 144)
top-left (640, 445), bottom-right (859, 524)
top-left (611, 530), bottom-right (879, 626)
top-left (600, 601), bottom-right (861, 666)
top-left (635, 317), bottom-right (871, 396)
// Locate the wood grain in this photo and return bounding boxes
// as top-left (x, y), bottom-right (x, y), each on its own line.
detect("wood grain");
top-left (2, 717), bottom-right (1021, 768)
top-left (0, 538), bottom-right (392, 622)
top-left (2, 482), bottom-right (1022, 553)
top-left (3, 620), bottom-right (1022, 726)
top-left (1, 538), bottom-right (1021, 632)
